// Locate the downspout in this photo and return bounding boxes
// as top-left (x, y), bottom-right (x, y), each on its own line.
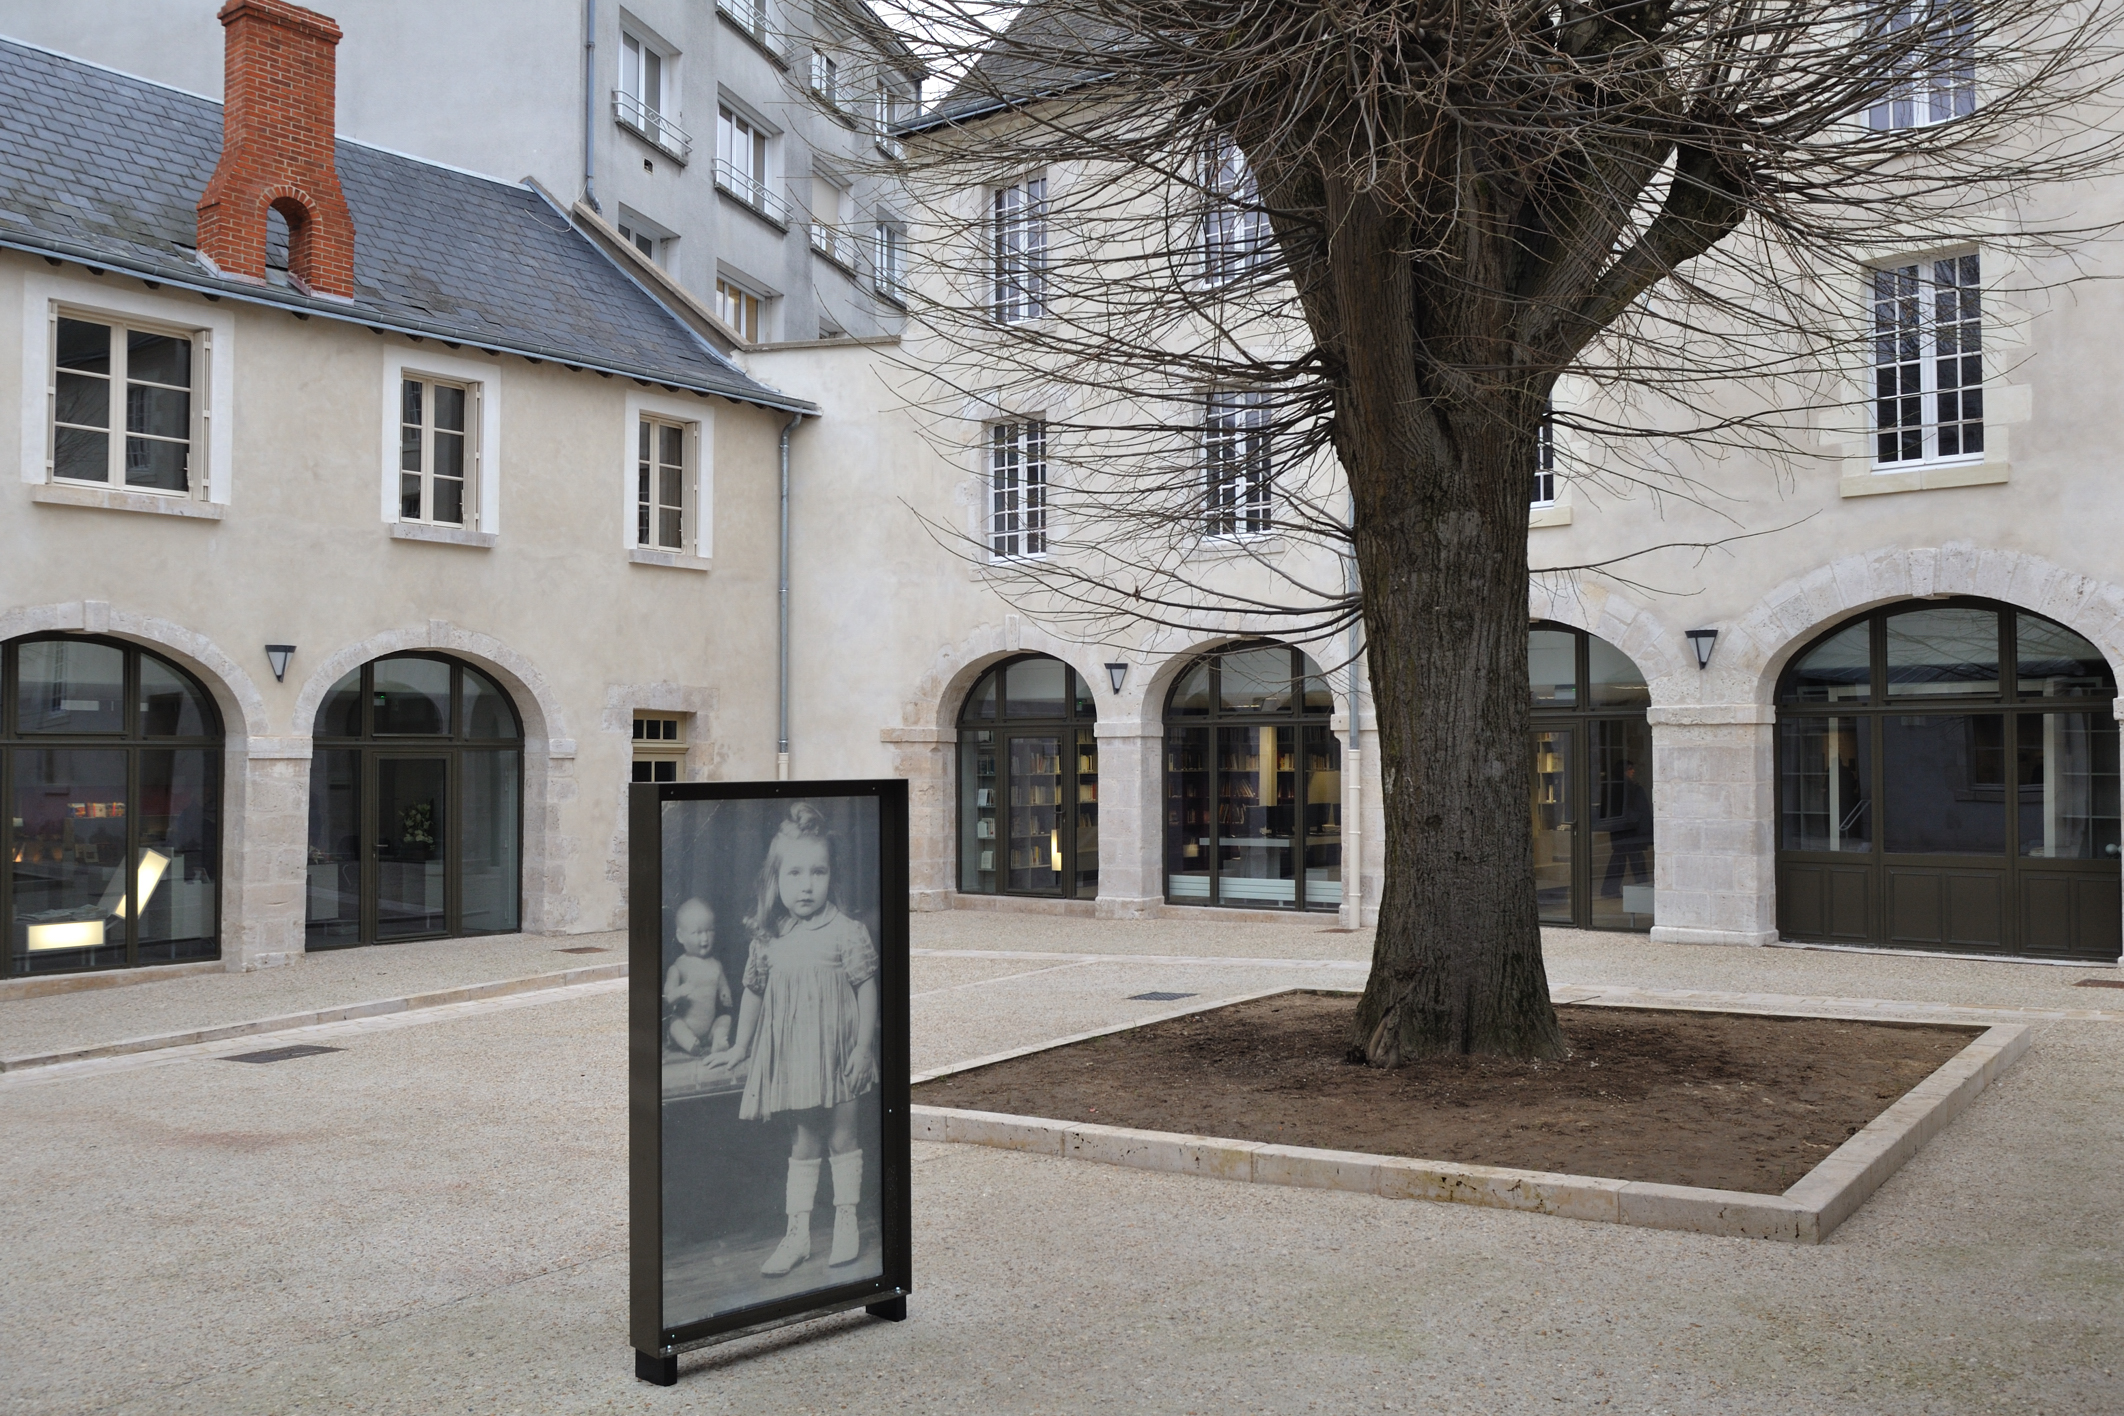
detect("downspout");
top-left (582, 0), bottom-right (600, 212)
top-left (778, 410), bottom-right (805, 780)
top-left (1343, 491), bottom-right (1364, 928)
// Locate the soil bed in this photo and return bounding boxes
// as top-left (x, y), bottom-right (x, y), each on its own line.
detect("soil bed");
top-left (913, 993), bottom-right (1980, 1192)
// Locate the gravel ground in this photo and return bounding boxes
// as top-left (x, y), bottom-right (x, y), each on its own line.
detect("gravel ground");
top-left (0, 917), bottom-right (2118, 1414)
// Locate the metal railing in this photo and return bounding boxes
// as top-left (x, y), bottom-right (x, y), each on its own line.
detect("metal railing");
top-left (808, 222), bottom-right (858, 270)
top-left (714, 159), bottom-right (789, 227)
top-left (715, 0), bottom-right (784, 60)
top-left (612, 91), bottom-right (692, 163)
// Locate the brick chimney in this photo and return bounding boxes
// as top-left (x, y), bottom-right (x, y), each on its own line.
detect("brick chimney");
top-left (195, 0), bottom-right (356, 298)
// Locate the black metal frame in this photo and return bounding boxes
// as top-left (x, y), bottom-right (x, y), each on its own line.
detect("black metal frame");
top-left (1, 633), bottom-right (225, 976)
top-left (628, 778), bottom-right (912, 1380)
top-left (1528, 622), bottom-right (1655, 933)
top-left (954, 654), bottom-right (1098, 901)
top-left (1161, 640), bottom-right (1341, 913)
top-left (305, 654), bottom-right (524, 949)
top-left (1774, 597), bottom-right (2122, 959)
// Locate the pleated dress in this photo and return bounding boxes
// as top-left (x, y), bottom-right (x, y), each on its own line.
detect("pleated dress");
top-left (738, 903), bottom-right (879, 1120)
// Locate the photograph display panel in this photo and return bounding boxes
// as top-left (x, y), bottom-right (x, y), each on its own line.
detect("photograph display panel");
top-left (632, 780), bottom-right (909, 1354)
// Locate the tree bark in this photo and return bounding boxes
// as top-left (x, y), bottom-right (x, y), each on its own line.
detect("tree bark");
top-left (1318, 190), bottom-right (1567, 1064)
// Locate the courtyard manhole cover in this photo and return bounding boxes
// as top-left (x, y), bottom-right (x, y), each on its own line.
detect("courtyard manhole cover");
top-left (556, 946), bottom-right (610, 954)
top-left (222, 1044), bottom-right (345, 1064)
top-left (1129, 992), bottom-right (1197, 1002)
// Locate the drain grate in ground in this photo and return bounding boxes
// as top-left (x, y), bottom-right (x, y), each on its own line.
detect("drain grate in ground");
top-left (222, 1044), bottom-right (345, 1064)
top-left (1129, 991), bottom-right (1197, 1002)
top-left (2074, 978), bottom-right (2124, 989)
top-left (556, 946), bottom-right (610, 954)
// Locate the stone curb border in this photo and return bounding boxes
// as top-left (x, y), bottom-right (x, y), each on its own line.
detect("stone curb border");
top-left (0, 961), bottom-right (628, 1072)
top-left (911, 992), bottom-right (2032, 1244)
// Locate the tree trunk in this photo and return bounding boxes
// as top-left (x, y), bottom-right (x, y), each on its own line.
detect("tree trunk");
top-left (1324, 196), bottom-right (1566, 1064)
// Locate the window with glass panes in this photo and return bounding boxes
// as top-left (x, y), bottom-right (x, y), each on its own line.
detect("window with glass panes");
top-left (52, 316), bottom-right (196, 493)
top-left (632, 713), bottom-right (686, 782)
top-left (1164, 642), bottom-right (1341, 911)
top-left (1867, 2), bottom-right (1976, 131)
top-left (873, 222), bottom-right (905, 299)
top-left (1533, 403), bottom-right (1557, 506)
top-left (1873, 253), bottom-right (1982, 467)
top-left (957, 656), bottom-right (1098, 899)
top-left (989, 420), bottom-right (1046, 560)
top-left (714, 278), bottom-right (761, 341)
top-left (1205, 390), bottom-right (1271, 537)
top-left (992, 176), bottom-right (1047, 322)
top-left (636, 417), bottom-right (687, 550)
top-left (1202, 134), bottom-right (1269, 283)
top-left (399, 377), bottom-right (471, 525)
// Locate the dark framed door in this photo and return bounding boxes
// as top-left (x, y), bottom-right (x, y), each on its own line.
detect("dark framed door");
top-left (372, 753), bottom-right (450, 940)
top-left (1529, 716), bottom-right (1656, 930)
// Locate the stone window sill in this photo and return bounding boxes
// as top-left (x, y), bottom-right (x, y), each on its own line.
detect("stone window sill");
top-left (31, 483), bottom-right (225, 519)
top-left (1529, 503), bottom-right (1572, 528)
top-left (1842, 460), bottom-right (2009, 498)
top-left (392, 522), bottom-right (497, 548)
top-left (628, 547), bottom-right (712, 573)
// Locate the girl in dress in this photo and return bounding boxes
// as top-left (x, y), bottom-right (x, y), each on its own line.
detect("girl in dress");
top-left (708, 802), bottom-right (879, 1275)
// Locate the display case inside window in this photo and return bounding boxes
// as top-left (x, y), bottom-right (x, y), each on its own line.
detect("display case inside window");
top-left (956, 656), bottom-right (1097, 899)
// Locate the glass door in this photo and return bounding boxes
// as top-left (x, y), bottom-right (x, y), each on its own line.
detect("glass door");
top-left (1006, 735), bottom-right (1063, 893)
top-left (1588, 717), bottom-right (1655, 928)
top-left (374, 755), bottom-right (448, 939)
top-left (1530, 727), bottom-right (1574, 924)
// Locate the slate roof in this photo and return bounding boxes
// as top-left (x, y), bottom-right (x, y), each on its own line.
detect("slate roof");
top-left (907, 4), bottom-right (1116, 131)
top-left (0, 37), bottom-right (810, 412)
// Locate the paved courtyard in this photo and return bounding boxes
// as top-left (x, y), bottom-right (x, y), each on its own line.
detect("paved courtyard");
top-left (1, 916), bottom-right (2119, 1413)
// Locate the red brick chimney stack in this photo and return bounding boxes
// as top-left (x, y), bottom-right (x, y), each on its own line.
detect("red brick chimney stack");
top-left (195, 0), bottom-right (356, 298)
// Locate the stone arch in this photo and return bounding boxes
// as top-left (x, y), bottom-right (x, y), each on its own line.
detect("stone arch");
top-left (290, 621), bottom-right (579, 934)
top-left (0, 600), bottom-right (268, 743)
top-left (1715, 543), bottom-right (2124, 707)
top-left (1527, 581), bottom-right (1691, 700)
top-left (898, 619), bottom-right (1117, 737)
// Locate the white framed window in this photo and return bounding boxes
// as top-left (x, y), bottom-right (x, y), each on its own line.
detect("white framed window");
top-left (810, 51), bottom-right (839, 108)
top-left (398, 376), bottom-right (474, 526)
top-left (50, 314), bottom-right (197, 494)
top-left (379, 348), bottom-right (501, 537)
top-left (992, 176), bottom-right (1048, 322)
top-left (637, 415), bottom-right (689, 550)
top-left (615, 207), bottom-right (676, 265)
top-left (873, 221), bottom-right (906, 301)
top-left (1872, 252), bottom-right (1983, 467)
top-left (23, 276), bottom-right (235, 509)
top-left (989, 420), bottom-right (1047, 560)
top-left (618, 32), bottom-right (690, 159)
top-left (1532, 402), bottom-right (1556, 507)
top-left (1867, 2), bottom-right (1976, 131)
top-left (1205, 390), bottom-right (1272, 538)
top-left (623, 390), bottom-right (713, 564)
top-left (623, 33), bottom-right (665, 115)
top-left (714, 277), bottom-right (763, 341)
top-left (714, 105), bottom-right (784, 222)
top-left (1201, 133), bottom-right (1269, 284)
top-left (873, 80), bottom-right (905, 158)
top-left (632, 712), bottom-right (687, 782)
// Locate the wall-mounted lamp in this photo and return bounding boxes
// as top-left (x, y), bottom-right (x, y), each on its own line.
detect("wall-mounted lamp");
top-left (1685, 628), bottom-right (1718, 671)
top-left (265, 644), bottom-right (296, 682)
top-left (1105, 662), bottom-right (1128, 694)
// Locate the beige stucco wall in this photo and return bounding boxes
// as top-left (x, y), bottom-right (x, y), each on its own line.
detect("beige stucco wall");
top-left (2, 255), bottom-right (794, 967)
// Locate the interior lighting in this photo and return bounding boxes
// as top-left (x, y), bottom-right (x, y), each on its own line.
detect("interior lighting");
top-left (26, 919), bottom-right (103, 952)
top-left (111, 849), bottom-right (172, 919)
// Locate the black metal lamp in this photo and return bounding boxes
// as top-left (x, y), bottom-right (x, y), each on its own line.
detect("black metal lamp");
top-left (265, 644), bottom-right (296, 682)
top-left (1685, 628), bottom-right (1718, 670)
top-left (1104, 661), bottom-right (1128, 694)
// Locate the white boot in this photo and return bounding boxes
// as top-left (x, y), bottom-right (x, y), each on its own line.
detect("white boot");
top-left (760, 1157), bottom-right (820, 1276)
top-left (828, 1149), bottom-right (863, 1266)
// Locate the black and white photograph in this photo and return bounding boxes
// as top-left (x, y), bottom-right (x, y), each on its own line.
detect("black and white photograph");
top-left (644, 788), bottom-right (896, 1337)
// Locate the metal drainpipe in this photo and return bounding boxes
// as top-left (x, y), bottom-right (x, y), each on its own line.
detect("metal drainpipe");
top-left (582, 0), bottom-right (600, 212)
top-left (778, 411), bottom-right (804, 780)
top-left (1343, 492), bottom-right (1364, 928)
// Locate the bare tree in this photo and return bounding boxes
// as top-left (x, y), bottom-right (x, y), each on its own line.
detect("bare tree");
top-left (865, 1), bottom-right (2124, 1059)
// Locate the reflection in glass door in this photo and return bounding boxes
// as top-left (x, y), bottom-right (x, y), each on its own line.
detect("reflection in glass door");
top-left (1588, 718), bottom-right (1655, 929)
top-left (1527, 623), bottom-right (1656, 931)
top-left (375, 756), bottom-right (447, 939)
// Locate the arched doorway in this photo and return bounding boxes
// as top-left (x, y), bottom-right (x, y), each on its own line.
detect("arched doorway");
top-left (3, 634), bottom-right (223, 975)
top-left (1776, 599), bottom-right (2120, 958)
top-left (957, 655), bottom-right (1098, 898)
top-left (1164, 641), bottom-right (1341, 911)
top-left (1529, 623), bottom-right (1655, 930)
top-left (306, 654), bottom-right (523, 947)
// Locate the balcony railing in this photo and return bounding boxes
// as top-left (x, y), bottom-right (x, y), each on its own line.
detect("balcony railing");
top-left (808, 222), bottom-right (858, 271)
top-left (714, 159), bottom-right (789, 227)
top-left (715, 0), bottom-right (785, 62)
top-left (612, 91), bottom-right (691, 163)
